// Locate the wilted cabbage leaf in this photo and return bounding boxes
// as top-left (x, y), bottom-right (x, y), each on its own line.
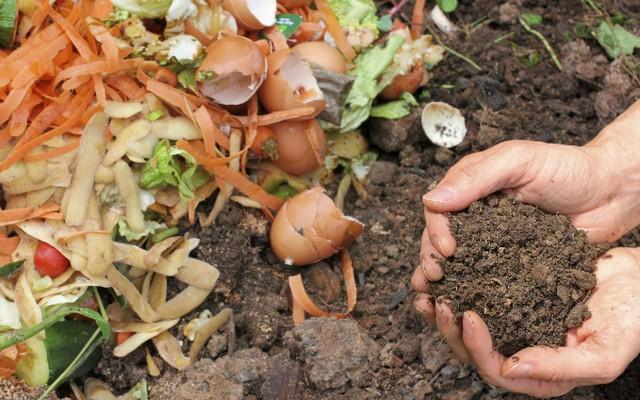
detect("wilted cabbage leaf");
top-left (140, 140), bottom-right (209, 202)
top-left (370, 92), bottom-right (418, 119)
top-left (111, 0), bottom-right (172, 19)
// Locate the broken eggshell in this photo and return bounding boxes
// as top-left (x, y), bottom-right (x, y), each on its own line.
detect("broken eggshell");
top-left (379, 60), bottom-right (426, 101)
top-left (271, 119), bottom-right (326, 176)
top-left (198, 36), bottom-right (267, 106)
top-left (259, 49), bottom-right (326, 117)
top-left (221, 0), bottom-right (276, 31)
top-left (270, 187), bottom-right (364, 266)
top-left (421, 102), bottom-right (467, 148)
top-left (292, 42), bottom-right (348, 74)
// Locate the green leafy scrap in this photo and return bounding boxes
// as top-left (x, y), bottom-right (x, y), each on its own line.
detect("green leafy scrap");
top-left (520, 12), bottom-right (542, 27)
top-left (370, 92), bottom-right (418, 119)
top-left (595, 21), bottom-right (640, 59)
top-left (437, 0), bottom-right (458, 13)
top-left (140, 140), bottom-right (210, 202)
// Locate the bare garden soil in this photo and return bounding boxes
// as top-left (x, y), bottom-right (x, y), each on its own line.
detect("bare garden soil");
top-left (93, 0), bottom-right (640, 399)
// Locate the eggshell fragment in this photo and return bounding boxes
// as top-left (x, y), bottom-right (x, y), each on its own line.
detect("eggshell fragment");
top-left (259, 49), bottom-right (326, 117)
top-left (222, 0), bottom-right (276, 31)
top-left (198, 36), bottom-right (267, 106)
top-left (292, 42), bottom-right (347, 74)
top-left (270, 187), bottom-right (364, 266)
top-left (379, 60), bottom-right (427, 101)
top-left (271, 119), bottom-right (326, 176)
top-left (421, 102), bottom-right (467, 148)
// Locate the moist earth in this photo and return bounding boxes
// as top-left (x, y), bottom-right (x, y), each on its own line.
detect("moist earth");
top-left (429, 195), bottom-right (603, 356)
top-left (92, 0), bottom-right (640, 399)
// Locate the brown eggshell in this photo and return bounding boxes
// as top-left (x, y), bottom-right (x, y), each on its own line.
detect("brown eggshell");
top-left (258, 49), bottom-right (326, 117)
top-left (379, 60), bottom-right (427, 101)
top-left (222, 0), bottom-right (276, 31)
top-left (278, 0), bottom-right (312, 8)
top-left (198, 36), bottom-right (267, 105)
top-left (292, 42), bottom-right (348, 74)
top-left (270, 187), bottom-right (364, 266)
top-left (271, 119), bottom-right (326, 176)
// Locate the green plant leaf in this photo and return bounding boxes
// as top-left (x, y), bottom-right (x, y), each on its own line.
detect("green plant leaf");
top-left (437, 0), bottom-right (458, 13)
top-left (595, 21), bottom-right (640, 58)
top-left (377, 15), bottom-right (392, 32)
top-left (521, 12), bottom-right (542, 27)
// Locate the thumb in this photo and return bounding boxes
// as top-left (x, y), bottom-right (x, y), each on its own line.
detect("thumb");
top-left (500, 343), bottom-right (622, 384)
top-left (423, 142), bottom-right (530, 212)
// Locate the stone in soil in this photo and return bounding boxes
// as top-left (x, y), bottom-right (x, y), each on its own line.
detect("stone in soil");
top-left (430, 195), bottom-right (604, 355)
top-left (150, 347), bottom-right (269, 400)
top-left (366, 106), bottom-right (425, 153)
top-left (286, 317), bottom-right (380, 390)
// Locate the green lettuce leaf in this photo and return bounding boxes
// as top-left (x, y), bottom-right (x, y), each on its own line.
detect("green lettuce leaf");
top-left (140, 140), bottom-right (209, 202)
top-left (370, 92), bottom-right (418, 119)
top-left (340, 34), bottom-right (405, 132)
top-left (327, 0), bottom-right (379, 49)
top-left (595, 21), bottom-right (640, 59)
top-left (117, 219), bottom-right (166, 241)
top-left (110, 0), bottom-right (172, 19)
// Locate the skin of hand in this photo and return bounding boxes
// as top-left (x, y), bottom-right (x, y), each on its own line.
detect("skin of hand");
top-left (411, 99), bottom-right (640, 395)
top-left (429, 248), bottom-right (640, 398)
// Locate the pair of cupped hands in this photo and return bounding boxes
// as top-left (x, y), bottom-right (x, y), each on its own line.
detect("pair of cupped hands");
top-left (412, 100), bottom-right (640, 397)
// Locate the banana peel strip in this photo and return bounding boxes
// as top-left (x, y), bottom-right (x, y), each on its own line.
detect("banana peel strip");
top-left (113, 318), bottom-right (179, 358)
top-left (289, 249), bottom-right (356, 326)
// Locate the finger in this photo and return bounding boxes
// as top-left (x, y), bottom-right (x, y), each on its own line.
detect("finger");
top-left (422, 142), bottom-right (530, 213)
top-left (435, 299), bottom-right (470, 363)
top-left (414, 293), bottom-right (435, 325)
top-left (462, 312), bottom-right (576, 397)
top-left (411, 266), bottom-right (429, 293)
top-left (425, 209), bottom-right (456, 257)
top-left (419, 227), bottom-right (444, 281)
top-left (500, 341), bottom-right (625, 384)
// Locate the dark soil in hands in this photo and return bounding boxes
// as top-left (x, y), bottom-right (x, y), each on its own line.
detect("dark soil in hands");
top-left (429, 195), bottom-right (605, 356)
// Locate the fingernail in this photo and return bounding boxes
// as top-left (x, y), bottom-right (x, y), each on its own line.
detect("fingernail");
top-left (435, 301), bottom-right (451, 326)
top-left (503, 363), bottom-right (532, 378)
top-left (421, 259), bottom-right (434, 280)
top-left (424, 186), bottom-right (456, 205)
top-left (414, 296), bottom-right (431, 314)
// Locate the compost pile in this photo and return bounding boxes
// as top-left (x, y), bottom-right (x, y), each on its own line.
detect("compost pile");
top-left (430, 195), bottom-right (605, 356)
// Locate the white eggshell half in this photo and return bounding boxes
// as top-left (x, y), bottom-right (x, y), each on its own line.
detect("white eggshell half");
top-left (421, 102), bottom-right (467, 148)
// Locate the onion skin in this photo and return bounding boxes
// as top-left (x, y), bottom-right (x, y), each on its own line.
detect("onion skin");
top-left (379, 60), bottom-right (427, 101)
top-left (270, 187), bottom-right (364, 266)
top-left (259, 49), bottom-right (326, 117)
top-left (293, 42), bottom-right (348, 74)
top-left (271, 119), bottom-right (326, 176)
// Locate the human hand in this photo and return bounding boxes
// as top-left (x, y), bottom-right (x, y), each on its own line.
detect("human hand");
top-left (412, 99), bottom-right (640, 293)
top-left (421, 248), bottom-right (640, 398)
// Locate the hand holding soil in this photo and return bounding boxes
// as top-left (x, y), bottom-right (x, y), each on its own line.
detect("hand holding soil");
top-left (413, 99), bottom-right (640, 397)
top-left (439, 247), bottom-right (640, 398)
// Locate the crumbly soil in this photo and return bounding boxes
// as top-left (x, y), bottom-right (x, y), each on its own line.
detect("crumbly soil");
top-left (429, 195), bottom-right (603, 356)
top-left (91, 0), bottom-right (640, 399)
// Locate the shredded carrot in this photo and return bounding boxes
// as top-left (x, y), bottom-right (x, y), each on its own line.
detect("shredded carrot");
top-left (154, 68), bottom-right (178, 88)
top-left (0, 204), bottom-right (61, 226)
top-left (0, 84), bottom-right (34, 126)
top-left (184, 20), bottom-right (213, 46)
top-left (9, 92), bottom-right (42, 137)
top-left (314, 0), bottom-right (356, 61)
top-left (0, 236), bottom-right (20, 256)
top-left (135, 61), bottom-right (160, 85)
top-left (53, 58), bottom-right (143, 88)
top-left (105, 73), bottom-right (146, 99)
top-left (411, 0), bottom-right (426, 40)
top-left (47, 4), bottom-right (95, 62)
top-left (289, 249), bottom-right (357, 325)
top-left (116, 332), bottom-right (134, 345)
top-left (11, 60), bottom-right (49, 89)
top-left (146, 79), bottom-right (206, 120)
top-left (242, 95), bottom-right (259, 173)
top-left (105, 85), bottom-right (124, 101)
top-left (194, 106), bottom-right (218, 156)
top-left (90, 0), bottom-right (114, 19)
top-left (92, 25), bottom-right (120, 73)
top-left (23, 140), bottom-right (80, 162)
top-left (177, 141), bottom-right (284, 210)
top-left (93, 74), bottom-right (107, 106)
